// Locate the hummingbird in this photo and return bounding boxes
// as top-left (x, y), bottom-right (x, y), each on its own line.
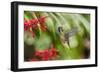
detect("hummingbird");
top-left (58, 26), bottom-right (78, 46)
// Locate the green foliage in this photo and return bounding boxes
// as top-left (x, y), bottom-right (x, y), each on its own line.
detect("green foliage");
top-left (24, 11), bottom-right (90, 60)
top-left (35, 32), bottom-right (52, 50)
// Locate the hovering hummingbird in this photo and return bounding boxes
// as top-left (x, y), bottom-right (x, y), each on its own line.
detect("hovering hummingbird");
top-left (58, 26), bottom-right (78, 45)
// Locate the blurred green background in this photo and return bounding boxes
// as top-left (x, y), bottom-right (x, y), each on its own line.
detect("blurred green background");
top-left (24, 11), bottom-right (90, 61)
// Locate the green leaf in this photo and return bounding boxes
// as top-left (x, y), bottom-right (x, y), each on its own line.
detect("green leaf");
top-left (24, 11), bottom-right (34, 19)
top-left (40, 12), bottom-right (57, 40)
top-left (24, 31), bottom-right (35, 45)
top-left (35, 32), bottom-right (52, 50)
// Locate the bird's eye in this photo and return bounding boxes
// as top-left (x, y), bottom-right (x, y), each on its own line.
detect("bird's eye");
top-left (58, 26), bottom-right (63, 33)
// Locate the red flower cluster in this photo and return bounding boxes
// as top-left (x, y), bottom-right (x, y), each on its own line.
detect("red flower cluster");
top-left (24, 16), bottom-right (47, 31)
top-left (30, 48), bottom-right (58, 61)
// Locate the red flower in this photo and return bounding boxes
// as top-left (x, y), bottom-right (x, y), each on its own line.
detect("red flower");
top-left (30, 19), bottom-right (38, 25)
top-left (29, 19), bottom-right (38, 30)
top-left (50, 48), bottom-right (58, 59)
top-left (35, 50), bottom-right (44, 57)
top-left (39, 16), bottom-right (47, 31)
top-left (41, 50), bottom-right (49, 60)
top-left (24, 16), bottom-right (47, 31)
top-left (38, 16), bottom-right (47, 24)
top-left (35, 50), bottom-right (49, 60)
top-left (34, 48), bottom-right (58, 61)
top-left (40, 24), bottom-right (47, 31)
top-left (24, 20), bottom-right (30, 31)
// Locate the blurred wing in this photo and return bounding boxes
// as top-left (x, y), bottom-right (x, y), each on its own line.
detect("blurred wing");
top-left (58, 26), bottom-right (78, 45)
top-left (64, 27), bottom-right (78, 45)
top-left (65, 27), bottom-right (78, 37)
